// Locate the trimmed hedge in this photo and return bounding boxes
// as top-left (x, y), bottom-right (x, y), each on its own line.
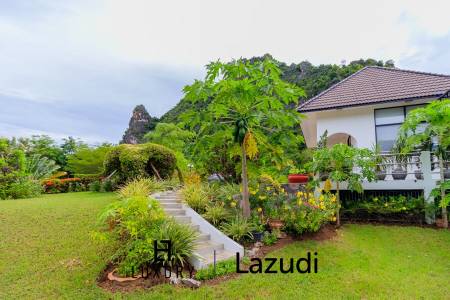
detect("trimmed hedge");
top-left (103, 143), bottom-right (177, 183)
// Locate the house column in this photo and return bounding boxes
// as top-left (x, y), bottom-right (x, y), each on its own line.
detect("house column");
top-left (420, 151), bottom-right (435, 224)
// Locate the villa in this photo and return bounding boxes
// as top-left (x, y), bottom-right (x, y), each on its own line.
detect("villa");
top-left (298, 66), bottom-right (450, 222)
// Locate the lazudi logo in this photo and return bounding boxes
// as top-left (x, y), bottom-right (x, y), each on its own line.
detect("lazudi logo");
top-left (236, 252), bottom-right (318, 274)
top-left (130, 240), bottom-right (195, 279)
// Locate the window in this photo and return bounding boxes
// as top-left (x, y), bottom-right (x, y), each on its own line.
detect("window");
top-left (374, 104), bottom-right (426, 152)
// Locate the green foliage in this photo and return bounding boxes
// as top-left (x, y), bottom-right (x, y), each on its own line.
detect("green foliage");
top-left (5, 178), bottom-right (42, 199)
top-left (67, 145), bottom-right (112, 175)
top-left (262, 231), bottom-right (278, 246)
top-left (103, 143), bottom-right (177, 183)
top-left (25, 154), bottom-right (59, 180)
top-left (151, 219), bottom-right (198, 268)
top-left (97, 179), bottom-right (197, 276)
top-left (203, 204), bottom-right (229, 226)
top-left (342, 195), bottom-right (425, 215)
top-left (194, 257), bottom-right (245, 280)
top-left (117, 177), bottom-right (154, 199)
top-left (221, 216), bottom-right (254, 242)
top-left (89, 180), bottom-right (102, 192)
top-left (397, 99), bottom-right (450, 223)
top-left (180, 184), bottom-right (210, 213)
top-left (181, 58), bottom-right (306, 182)
top-left (144, 123), bottom-right (194, 153)
top-left (312, 144), bottom-right (376, 193)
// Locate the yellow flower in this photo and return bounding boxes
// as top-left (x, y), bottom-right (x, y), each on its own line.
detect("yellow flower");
top-left (250, 190), bottom-right (257, 195)
top-left (258, 195), bottom-right (266, 200)
top-left (332, 216), bottom-right (337, 222)
top-left (266, 186), bottom-right (271, 191)
top-left (257, 207), bottom-right (262, 213)
top-left (230, 201), bottom-right (237, 208)
top-left (296, 191), bottom-right (302, 197)
top-left (319, 195), bottom-right (324, 201)
top-left (297, 199), bottom-right (303, 206)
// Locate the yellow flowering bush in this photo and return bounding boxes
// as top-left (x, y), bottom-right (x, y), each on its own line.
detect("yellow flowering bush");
top-left (282, 190), bottom-right (337, 234)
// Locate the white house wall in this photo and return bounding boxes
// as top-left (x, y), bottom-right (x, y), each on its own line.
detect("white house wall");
top-left (306, 98), bottom-right (434, 149)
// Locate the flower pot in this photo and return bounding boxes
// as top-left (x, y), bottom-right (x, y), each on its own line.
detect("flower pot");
top-left (376, 170), bottom-right (386, 181)
top-left (392, 167), bottom-right (407, 180)
top-left (436, 218), bottom-right (446, 228)
top-left (268, 219), bottom-right (284, 230)
top-left (252, 231), bottom-right (263, 241)
top-left (414, 170), bottom-right (423, 180)
top-left (288, 174), bottom-right (309, 184)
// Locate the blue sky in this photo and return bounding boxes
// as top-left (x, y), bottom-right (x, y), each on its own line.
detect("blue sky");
top-left (1, 0), bottom-right (449, 144)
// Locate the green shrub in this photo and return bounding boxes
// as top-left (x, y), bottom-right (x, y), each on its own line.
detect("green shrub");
top-left (203, 205), bottom-right (229, 226)
top-left (89, 180), bottom-right (102, 192)
top-left (152, 219), bottom-right (198, 268)
top-left (194, 258), bottom-right (237, 280)
top-left (181, 184), bottom-right (210, 213)
top-left (103, 143), bottom-right (177, 184)
top-left (6, 178), bottom-right (42, 199)
top-left (117, 177), bottom-right (153, 199)
top-left (101, 179), bottom-right (115, 192)
top-left (221, 216), bottom-right (254, 242)
top-left (262, 231), bottom-right (277, 246)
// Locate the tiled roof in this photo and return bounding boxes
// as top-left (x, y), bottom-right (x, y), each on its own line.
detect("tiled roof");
top-left (298, 66), bottom-right (450, 112)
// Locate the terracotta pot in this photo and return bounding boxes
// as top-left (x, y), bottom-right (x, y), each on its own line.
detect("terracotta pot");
top-left (436, 218), bottom-right (446, 228)
top-left (288, 174), bottom-right (309, 183)
top-left (268, 219), bottom-right (284, 230)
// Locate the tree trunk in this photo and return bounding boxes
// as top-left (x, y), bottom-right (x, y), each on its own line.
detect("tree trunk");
top-left (438, 152), bottom-right (448, 228)
top-left (336, 181), bottom-right (341, 227)
top-left (241, 143), bottom-right (251, 218)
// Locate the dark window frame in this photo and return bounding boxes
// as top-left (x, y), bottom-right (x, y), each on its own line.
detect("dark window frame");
top-left (374, 103), bottom-right (428, 151)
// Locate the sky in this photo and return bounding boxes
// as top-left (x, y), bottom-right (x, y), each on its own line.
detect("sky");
top-left (1, 0), bottom-right (449, 144)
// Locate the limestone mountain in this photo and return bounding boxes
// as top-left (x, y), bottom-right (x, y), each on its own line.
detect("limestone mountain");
top-left (120, 105), bottom-right (158, 144)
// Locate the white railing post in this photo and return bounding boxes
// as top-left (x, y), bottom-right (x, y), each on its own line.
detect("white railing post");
top-left (420, 151), bottom-right (435, 224)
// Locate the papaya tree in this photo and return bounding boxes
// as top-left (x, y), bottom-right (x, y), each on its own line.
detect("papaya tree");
top-left (182, 58), bottom-right (305, 218)
top-left (397, 99), bottom-right (450, 228)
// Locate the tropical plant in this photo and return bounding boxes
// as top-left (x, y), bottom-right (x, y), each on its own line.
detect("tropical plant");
top-left (180, 184), bottom-right (209, 213)
top-left (182, 58), bottom-right (305, 218)
top-left (311, 143), bottom-right (376, 226)
top-left (262, 231), bottom-right (278, 246)
top-left (117, 177), bottom-right (158, 199)
top-left (203, 205), bottom-right (230, 226)
top-left (25, 154), bottom-right (59, 180)
top-left (221, 216), bottom-right (254, 242)
top-left (66, 145), bottom-right (111, 175)
top-left (396, 99), bottom-right (450, 228)
top-left (152, 219), bottom-right (198, 268)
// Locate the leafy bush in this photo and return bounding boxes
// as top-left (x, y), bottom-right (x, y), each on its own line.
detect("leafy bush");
top-left (117, 177), bottom-right (154, 199)
top-left (89, 180), bottom-right (102, 192)
top-left (25, 154), bottom-right (59, 180)
top-left (100, 179), bottom-right (115, 192)
top-left (181, 184), bottom-right (210, 213)
top-left (67, 145), bottom-right (111, 175)
top-left (221, 216), bottom-right (254, 242)
top-left (282, 191), bottom-right (337, 235)
top-left (103, 143), bottom-right (177, 184)
top-left (262, 231), bottom-right (277, 246)
top-left (152, 219), bottom-right (198, 268)
top-left (42, 178), bottom-right (88, 193)
top-left (97, 179), bottom-right (197, 276)
top-left (6, 178), bottom-right (42, 199)
top-left (203, 205), bottom-right (229, 226)
top-left (194, 258), bottom-right (237, 280)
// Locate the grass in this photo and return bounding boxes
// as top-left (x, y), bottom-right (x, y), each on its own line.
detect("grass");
top-left (1, 192), bottom-right (449, 299)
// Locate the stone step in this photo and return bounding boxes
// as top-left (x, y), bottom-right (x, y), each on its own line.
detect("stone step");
top-left (165, 209), bottom-right (186, 216)
top-left (196, 233), bottom-right (210, 242)
top-left (195, 241), bottom-right (224, 256)
top-left (199, 249), bottom-right (236, 266)
top-left (173, 215), bottom-right (191, 224)
top-left (160, 203), bottom-right (182, 209)
top-left (158, 199), bottom-right (181, 204)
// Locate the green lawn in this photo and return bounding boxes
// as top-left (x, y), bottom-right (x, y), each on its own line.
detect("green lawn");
top-left (0, 192), bottom-right (449, 299)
